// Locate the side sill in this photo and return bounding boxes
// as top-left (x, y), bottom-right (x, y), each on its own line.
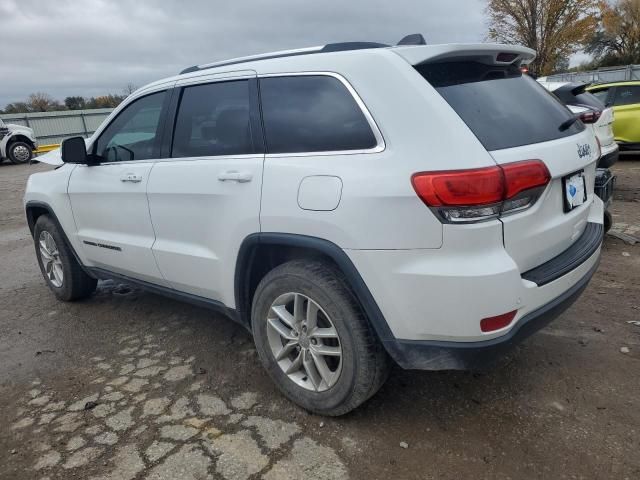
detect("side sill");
top-left (88, 267), bottom-right (244, 329)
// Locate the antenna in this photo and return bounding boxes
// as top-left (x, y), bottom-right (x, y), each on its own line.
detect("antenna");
top-left (397, 33), bottom-right (427, 46)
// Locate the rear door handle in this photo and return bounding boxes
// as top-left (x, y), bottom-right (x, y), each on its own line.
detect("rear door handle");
top-left (217, 171), bottom-right (253, 183)
top-left (121, 173), bottom-right (143, 183)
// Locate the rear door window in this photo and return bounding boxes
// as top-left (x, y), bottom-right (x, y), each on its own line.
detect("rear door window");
top-left (613, 85), bottom-right (640, 106)
top-left (416, 62), bottom-right (583, 151)
top-left (259, 75), bottom-right (377, 154)
top-left (171, 80), bottom-right (255, 158)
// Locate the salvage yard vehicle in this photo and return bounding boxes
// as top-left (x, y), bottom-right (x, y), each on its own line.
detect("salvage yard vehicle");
top-left (25, 38), bottom-right (604, 415)
top-left (587, 81), bottom-right (640, 151)
top-left (538, 80), bottom-right (617, 231)
top-left (538, 81), bottom-right (618, 168)
top-left (0, 118), bottom-right (37, 164)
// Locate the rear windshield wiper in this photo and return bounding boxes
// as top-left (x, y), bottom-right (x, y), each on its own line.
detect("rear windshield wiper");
top-left (558, 115), bottom-right (579, 132)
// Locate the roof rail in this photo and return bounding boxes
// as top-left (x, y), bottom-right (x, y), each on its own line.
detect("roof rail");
top-left (179, 41), bottom-right (390, 75)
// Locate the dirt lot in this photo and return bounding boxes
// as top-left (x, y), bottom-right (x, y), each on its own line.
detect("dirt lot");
top-left (1, 158), bottom-right (639, 480)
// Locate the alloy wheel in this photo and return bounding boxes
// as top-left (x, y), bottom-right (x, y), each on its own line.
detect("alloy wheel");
top-left (266, 292), bottom-right (342, 392)
top-left (39, 231), bottom-right (64, 288)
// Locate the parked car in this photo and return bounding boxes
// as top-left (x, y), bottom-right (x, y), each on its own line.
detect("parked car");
top-left (587, 81), bottom-right (640, 151)
top-left (538, 81), bottom-right (618, 168)
top-left (538, 81), bottom-right (617, 231)
top-left (25, 39), bottom-right (604, 415)
top-left (0, 118), bottom-right (37, 164)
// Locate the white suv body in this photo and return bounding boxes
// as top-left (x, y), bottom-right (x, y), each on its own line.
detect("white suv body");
top-left (25, 42), bottom-right (604, 414)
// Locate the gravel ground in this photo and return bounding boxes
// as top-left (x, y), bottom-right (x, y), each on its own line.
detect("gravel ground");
top-left (0, 158), bottom-right (639, 480)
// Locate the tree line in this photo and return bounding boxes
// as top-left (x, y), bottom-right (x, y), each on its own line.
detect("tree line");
top-left (1, 84), bottom-right (137, 114)
top-left (487, 0), bottom-right (639, 76)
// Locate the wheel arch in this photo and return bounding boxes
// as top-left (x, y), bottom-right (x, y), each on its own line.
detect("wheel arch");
top-left (7, 134), bottom-right (36, 150)
top-left (234, 233), bottom-right (394, 343)
top-left (25, 200), bottom-right (93, 277)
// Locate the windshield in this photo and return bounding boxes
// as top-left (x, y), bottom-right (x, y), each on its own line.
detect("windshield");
top-left (416, 61), bottom-right (584, 151)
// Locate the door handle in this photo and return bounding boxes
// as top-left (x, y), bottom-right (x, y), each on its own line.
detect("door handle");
top-left (217, 171), bottom-right (253, 183)
top-left (121, 173), bottom-right (143, 183)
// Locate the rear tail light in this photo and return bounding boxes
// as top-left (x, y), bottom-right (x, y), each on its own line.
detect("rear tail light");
top-left (480, 310), bottom-right (517, 333)
top-left (579, 109), bottom-right (602, 124)
top-left (412, 160), bottom-right (551, 223)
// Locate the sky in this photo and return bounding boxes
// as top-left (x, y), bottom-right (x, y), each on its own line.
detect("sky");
top-left (0, 0), bottom-right (488, 107)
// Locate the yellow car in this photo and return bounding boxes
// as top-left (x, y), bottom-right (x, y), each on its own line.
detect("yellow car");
top-left (587, 81), bottom-right (640, 150)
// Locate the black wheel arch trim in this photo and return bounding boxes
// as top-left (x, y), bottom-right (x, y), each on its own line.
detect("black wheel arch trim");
top-left (25, 200), bottom-right (96, 278)
top-left (235, 233), bottom-right (396, 343)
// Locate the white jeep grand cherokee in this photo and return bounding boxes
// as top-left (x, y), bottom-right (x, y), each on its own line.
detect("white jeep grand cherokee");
top-left (24, 40), bottom-right (604, 415)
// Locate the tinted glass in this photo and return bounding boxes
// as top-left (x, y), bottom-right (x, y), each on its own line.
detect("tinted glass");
top-left (573, 92), bottom-right (605, 109)
top-left (613, 85), bottom-right (640, 106)
top-left (260, 76), bottom-right (377, 154)
top-left (553, 85), bottom-right (605, 110)
top-left (95, 91), bottom-right (166, 162)
top-left (172, 80), bottom-right (253, 158)
top-left (590, 88), bottom-right (610, 104)
top-left (416, 62), bottom-right (583, 151)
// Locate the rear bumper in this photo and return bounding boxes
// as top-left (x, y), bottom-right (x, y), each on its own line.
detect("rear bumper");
top-left (383, 257), bottom-right (599, 370)
top-left (597, 145), bottom-right (619, 168)
top-left (348, 198), bottom-right (604, 370)
top-left (618, 142), bottom-right (640, 152)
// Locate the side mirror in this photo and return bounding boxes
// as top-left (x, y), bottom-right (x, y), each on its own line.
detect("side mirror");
top-left (61, 137), bottom-right (88, 164)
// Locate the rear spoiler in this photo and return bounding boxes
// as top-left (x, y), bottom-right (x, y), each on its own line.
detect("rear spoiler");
top-left (392, 43), bottom-right (536, 67)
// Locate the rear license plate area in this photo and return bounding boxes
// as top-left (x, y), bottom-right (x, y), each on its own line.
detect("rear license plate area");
top-left (562, 170), bottom-right (587, 212)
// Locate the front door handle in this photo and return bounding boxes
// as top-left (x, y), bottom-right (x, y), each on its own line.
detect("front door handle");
top-left (218, 171), bottom-right (253, 183)
top-left (121, 173), bottom-right (143, 183)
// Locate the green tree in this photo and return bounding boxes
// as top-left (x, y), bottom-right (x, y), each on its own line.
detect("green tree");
top-left (65, 96), bottom-right (86, 110)
top-left (487, 0), bottom-right (600, 75)
top-left (586, 0), bottom-right (640, 66)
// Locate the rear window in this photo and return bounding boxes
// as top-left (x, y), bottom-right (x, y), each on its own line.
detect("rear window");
top-left (572, 92), bottom-right (605, 109)
top-left (553, 86), bottom-right (604, 110)
top-left (259, 75), bottom-right (377, 154)
top-left (590, 88), bottom-right (610, 104)
top-left (416, 61), bottom-right (584, 151)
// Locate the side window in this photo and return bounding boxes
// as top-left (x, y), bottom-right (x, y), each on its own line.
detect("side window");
top-left (613, 85), bottom-right (640, 106)
top-left (171, 80), bottom-right (253, 158)
top-left (94, 91), bottom-right (166, 162)
top-left (590, 88), bottom-right (609, 105)
top-left (259, 75), bottom-right (378, 154)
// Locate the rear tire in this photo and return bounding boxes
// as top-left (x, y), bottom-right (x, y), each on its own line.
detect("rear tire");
top-left (604, 209), bottom-right (613, 233)
top-left (8, 141), bottom-right (33, 164)
top-left (251, 259), bottom-right (391, 416)
top-left (34, 215), bottom-right (97, 301)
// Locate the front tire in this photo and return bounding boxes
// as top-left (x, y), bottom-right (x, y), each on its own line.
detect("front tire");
top-left (8, 141), bottom-right (33, 164)
top-left (251, 260), bottom-right (390, 416)
top-left (34, 215), bottom-right (97, 301)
